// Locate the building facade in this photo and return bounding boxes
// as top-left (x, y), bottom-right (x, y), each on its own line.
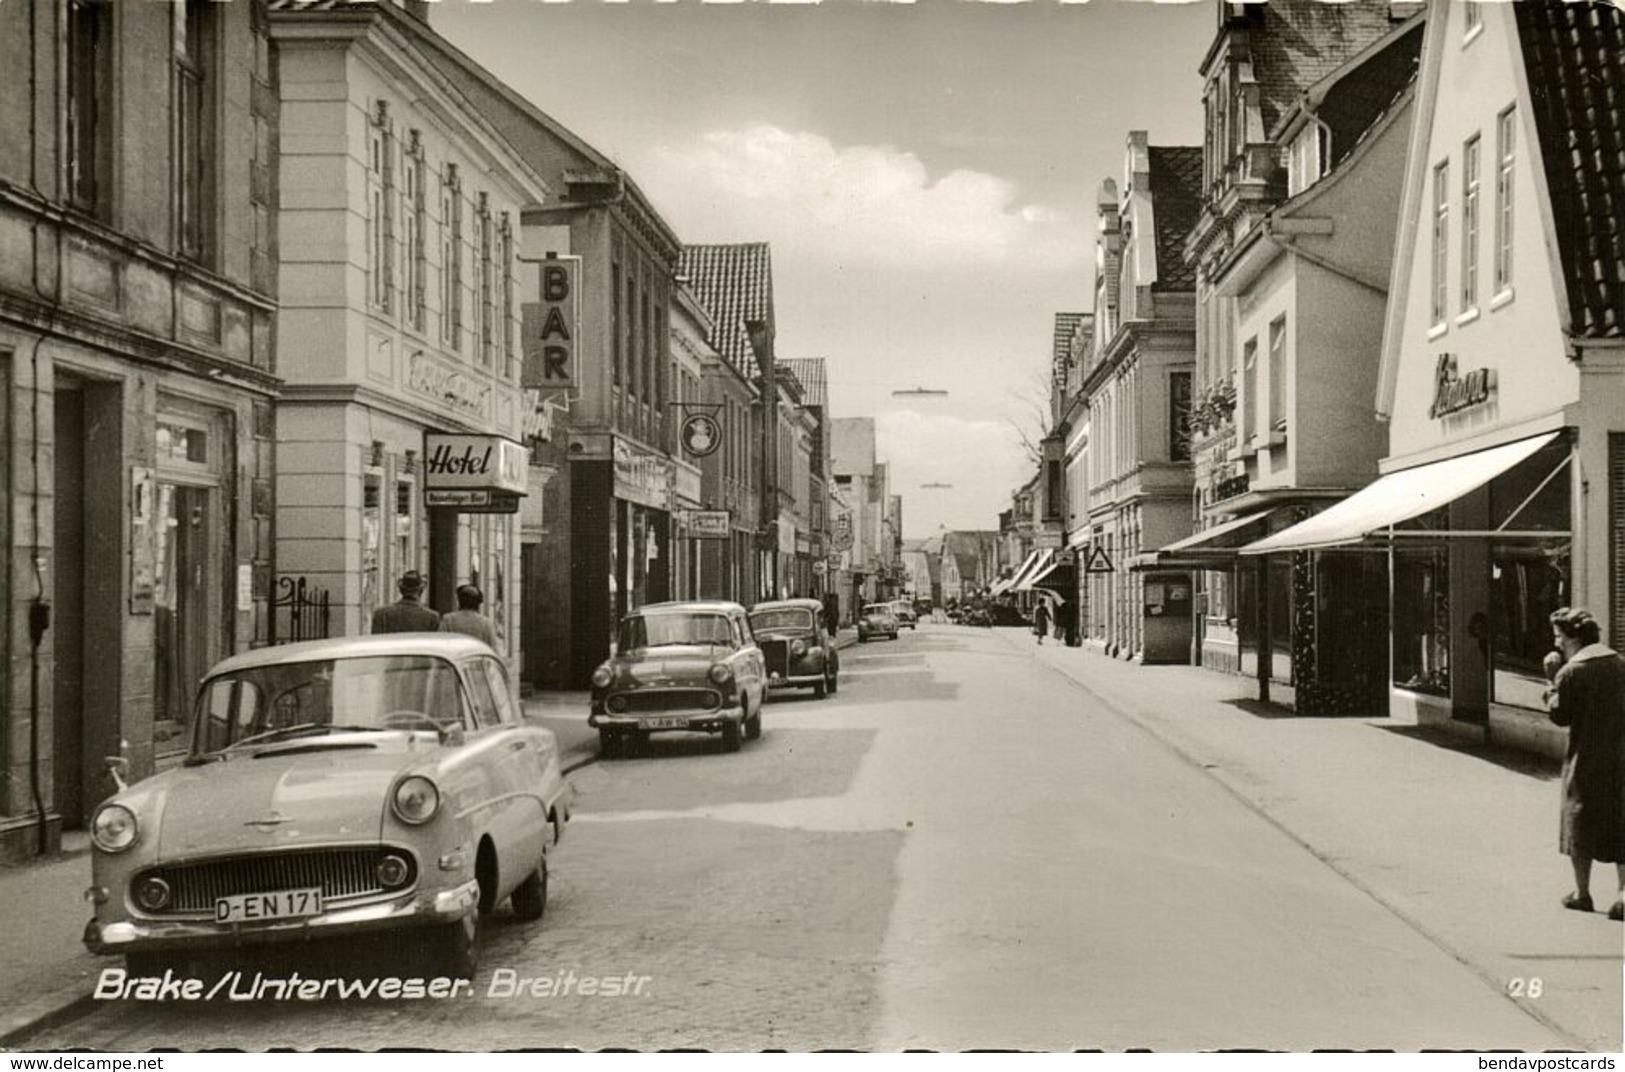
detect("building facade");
top-left (0, 0), bottom-right (280, 857)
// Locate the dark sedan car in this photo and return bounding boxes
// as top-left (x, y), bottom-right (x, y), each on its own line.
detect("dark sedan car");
top-left (749, 598), bottom-right (839, 699)
top-left (588, 601), bottom-right (767, 755)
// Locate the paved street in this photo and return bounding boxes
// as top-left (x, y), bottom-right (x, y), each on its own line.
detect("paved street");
top-left (13, 624), bottom-right (1616, 1051)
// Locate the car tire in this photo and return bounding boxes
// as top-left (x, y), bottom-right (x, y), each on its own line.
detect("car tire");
top-left (744, 704), bottom-right (763, 740)
top-left (431, 911), bottom-right (479, 979)
top-left (721, 714), bottom-right (743, 752)
top-left (509, 855), bottom-right (548, 922)
top-left (827, 670), bottom-right (839, 695)
top-left (813, 678), bottom-right (827, 699)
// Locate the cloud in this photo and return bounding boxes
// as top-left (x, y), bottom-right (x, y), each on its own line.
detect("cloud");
top-left (644, 125), bottom-right (1086, 271)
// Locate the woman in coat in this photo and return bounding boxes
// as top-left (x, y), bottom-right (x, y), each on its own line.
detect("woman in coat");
top-left (1544, 607), bottom-right (1625, 920)
top-left (1031, 599), bottom-right (1050, 646)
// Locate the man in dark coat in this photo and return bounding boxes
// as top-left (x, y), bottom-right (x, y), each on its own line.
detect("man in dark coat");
top-left (822, 591), bottom-right (842, 635)
top-left (371, 570), bottom-right (440, 634)
top-left (1031, 599), bottom-right (1050, 646)
top-left (1545, 606), bottom-right (1625, 920)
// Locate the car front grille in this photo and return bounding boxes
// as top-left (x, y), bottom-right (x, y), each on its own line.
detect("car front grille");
top-left (609, 689), bottom-right (721, 713)
top-left (134, 847), bottom-right (417, 916)
top-left (761, 639), bottom-right (791, 676)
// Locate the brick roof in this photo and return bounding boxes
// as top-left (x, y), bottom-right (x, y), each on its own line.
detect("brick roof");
top-left (678, 244), bottom-right (775, 373)
top-left (1053, 313), bottom-right (1086, 368)
top-left (781, 358), bottom-right (827, 409)
top-left (1248, 1), bottom-right (1402, 135)
top-left (1514, 0), bottom-right (1625, 339)
top-left (1147, 146), bottom-right (1203, 292)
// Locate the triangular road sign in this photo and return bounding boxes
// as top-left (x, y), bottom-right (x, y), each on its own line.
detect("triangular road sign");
top-left (1083, 546), bottom-right (1115, 574)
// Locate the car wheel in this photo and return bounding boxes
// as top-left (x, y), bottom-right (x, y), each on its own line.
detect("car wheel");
top-left (827, 670), bottom-right (839, 695)
top-left (813, 678), bottom-right (827, 699)
top-left (744, 705), bottom-right (763, 740)
top-left (509, 855), bottom-right (548, 922)
top-left (431, 910), bottom-right (479, 979)
top-left (721, 714), bottom-right (743, 752)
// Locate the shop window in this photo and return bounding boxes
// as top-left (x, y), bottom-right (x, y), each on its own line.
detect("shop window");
top-left (1393, 543), bottom-right (1451, 695)
top-left (1488, 544), bottom-right (1568, 708)
top-left (362, 470), bottom-right (382, 625)
top-left (395, 476), bottom-right (416, 576)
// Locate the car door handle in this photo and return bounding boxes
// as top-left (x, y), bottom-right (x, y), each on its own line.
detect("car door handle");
top-left (507, 740), bottom-right (527, 752)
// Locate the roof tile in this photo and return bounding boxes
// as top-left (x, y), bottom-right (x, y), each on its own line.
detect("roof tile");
top-left (678, 244), bottom-right (775, 373)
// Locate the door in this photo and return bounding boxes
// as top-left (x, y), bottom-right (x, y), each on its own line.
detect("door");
top-left (153, 482), bottom-right (217, 761)
top-left (52, 387), bottom-right (87, 825)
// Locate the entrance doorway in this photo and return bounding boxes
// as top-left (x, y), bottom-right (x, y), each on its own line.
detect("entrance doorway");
top-left (153, 481), bottom-right (218, 761)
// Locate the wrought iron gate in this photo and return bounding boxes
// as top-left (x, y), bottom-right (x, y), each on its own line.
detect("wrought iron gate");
top-left (268, 575), bottom-right (330, 645)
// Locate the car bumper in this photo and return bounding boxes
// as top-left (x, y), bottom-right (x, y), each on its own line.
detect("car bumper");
top-left (588, 712), bottom-right (739, 733)
top-left (83, 880), bottom-right (480, 957)
top-left (766, 672), bottom-right (825, 689)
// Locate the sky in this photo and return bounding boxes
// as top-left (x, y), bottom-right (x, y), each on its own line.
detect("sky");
top-left (433, 0), bottom-right (1215, 539)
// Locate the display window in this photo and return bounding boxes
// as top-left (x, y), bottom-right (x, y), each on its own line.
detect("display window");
top-left (1393, 542), bottom-right (1450, 696)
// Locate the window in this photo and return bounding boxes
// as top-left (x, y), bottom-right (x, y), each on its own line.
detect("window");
top-left (1241, 338), bottom-right (1258, 442)
top-left (403, 133), bottom-right (426, 330)
top-left (395, 475), bottom-right (416, 579)
top-left (175, 0), bottom-right (218, 263)
top-left (1267, 316), bottom-right (1286, 432)
top-left (1494, 107), bottom-right (1516, 294)
top-left (499, 214), bottom-right (514, 378)
top-left (367, 104), bottom-right (394, 312)
top-left (66, 0), bottom-right (111, 215)
top-left (1461, 135), bottom-right (1481, 312)
top-left (440, 165), bottom-right (462, 349)
top-left (1431, 160), bottom-right (1450, 326)
top-left (476, 193), bottom-right (493, 366)
top-left (611, 261), bottom-right (623, 388)
top-left (1287, 123), bottom-right (1329, 197)
top-left (1393, 543), bottom-right (1450, 695)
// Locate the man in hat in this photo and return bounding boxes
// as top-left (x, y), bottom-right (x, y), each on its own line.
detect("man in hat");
top-left (441, 584), bottom-right (498, 650)
top-left (370, 570), bottom-right (441, 634)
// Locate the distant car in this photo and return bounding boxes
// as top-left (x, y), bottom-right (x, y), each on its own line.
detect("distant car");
top-left (857, 603), bottom-right (900, 643)
top-left (589, 601), bottom-right (767, 755)
top-left (750, 599), bottom-right (839, 699)
top-left (82, 635), bottom-right (572, 980)
top-left (890, 600), bottom-right (919, 629)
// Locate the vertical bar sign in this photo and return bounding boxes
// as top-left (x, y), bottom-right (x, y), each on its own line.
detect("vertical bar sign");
top-left (521, 256), bottom-right (580, 392)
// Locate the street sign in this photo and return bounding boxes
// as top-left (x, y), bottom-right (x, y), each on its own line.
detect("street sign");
top-left (1083, 546), bottom-right (1115, 574)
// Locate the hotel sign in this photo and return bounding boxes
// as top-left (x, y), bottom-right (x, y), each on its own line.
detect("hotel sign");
top-left (1427, 353), bottom-right (1496, 419)
top-left (423, 434), bottom-right (528, 494)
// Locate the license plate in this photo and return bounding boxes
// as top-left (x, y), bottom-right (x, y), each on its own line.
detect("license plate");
top-left (638, 716), bottom-right (690, 729)
top-left (215, 887), bottom-right (323, 924)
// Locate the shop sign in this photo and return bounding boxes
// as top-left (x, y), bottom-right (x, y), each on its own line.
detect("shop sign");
top-left (680, 414), bottom-right (721, 457)
top-left (425, 489), bottom-right (521, 514)
top-left (613, 438), bottom-right (672, 510)
top-left (522, 390), bottom-right (569, 444)
top-left (423, 434), bottom-right (528, 494)
top-left (778, 517), bottom-right (797, 555)
top-left (681, 510), bottom-right (731, 539)
top-left (408, 351), bottom-right (490, 419)
top-left (521, 257), bottom-right (580, 391)
top-left (1427, 353), bottom-right (1496, 419)
top-left (832, 514), bottom-right (853, 552)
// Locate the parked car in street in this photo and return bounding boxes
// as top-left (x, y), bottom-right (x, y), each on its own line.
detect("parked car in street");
top-left (82, 634), bottom-right (572, 980)
top-left (589, 601), bottom-right (767, 755)
top-left (890, 600), bottom-right (919, 629)
top-left (749, 598), bottom-right (839, 699)
top-left (857, 602), bottom-right (901, 643)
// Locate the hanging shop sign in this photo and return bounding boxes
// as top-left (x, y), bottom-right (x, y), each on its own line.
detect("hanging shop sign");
top-left (424, 489), bottom-right (521, 514)
top-left (680, 413), bottom-right (721, 457)
top-left (423, 434), bottom-right (528, 494)
top-left (680, 510), bottom-right (731, 539)
top-left (521, 256), bottom-right (581, 391)
top-left (613, 437), bottom-right (672, 511)
top-left (1427, 353), bottom-right (1497, 419)
top-left (522, 389), bottom-right (569, 444)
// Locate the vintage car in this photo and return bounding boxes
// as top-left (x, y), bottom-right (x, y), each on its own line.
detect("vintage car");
top-left (890, 600), bottom-right (919, 629)
top-left (589, 601), bottom-right (767, 755)
top-left (857, 602), bottom-right (900, 643)
top-left (749, 598), bottom-right (839, 699)
top-left (82, 634), bottom-right (571, 979)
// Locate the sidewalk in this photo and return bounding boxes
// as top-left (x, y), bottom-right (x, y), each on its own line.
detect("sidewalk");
top-left (0, 627), bottom-right (863, 1046)
top-left (1021, 634), bottom-right (1621, 1052)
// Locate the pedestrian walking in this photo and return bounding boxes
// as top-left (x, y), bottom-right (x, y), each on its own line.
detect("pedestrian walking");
top-left (1543, 606), bottom-right (1625, 921)
top-left (1032, 599), bottom-right (1050, 646)
top-left (441, 584), bottom-right (498, 650)
top-left (370, 570), bottom-right (440, 634)
top-left (823, 591), bottom-right (842, 635)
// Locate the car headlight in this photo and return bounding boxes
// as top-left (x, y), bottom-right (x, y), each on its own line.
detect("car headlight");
top-left (392, 776), bottom-right (440, 825)
top-left (708, 664), bottom-right (733, 685)
top-left (590, 665), bottom-right (613, 689)
top-left (92, 804), bottom-right (139, 854)
top-left (790, 639), bottom-right (807, 657)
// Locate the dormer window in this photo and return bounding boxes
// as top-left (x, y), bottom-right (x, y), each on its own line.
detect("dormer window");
top-left (1287, 122), bottom-right (1330, 197)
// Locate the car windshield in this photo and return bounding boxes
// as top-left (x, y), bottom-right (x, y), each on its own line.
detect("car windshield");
top-left (191, 655), bottom-right (468, 755)
top-left (619, 612), bottom-right (733, 650)
top-left (863, 605), bottom-right (892, 617)
top-left (749, 608), bottom-right (814, 634)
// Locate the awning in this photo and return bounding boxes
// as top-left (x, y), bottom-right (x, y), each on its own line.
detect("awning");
top-left (992, 548), bottom-right (1045, 596)
top-left (1240, 432), bottom-right (1561, 555)
top-left (1133, 510), bottom-right (1278, 571)
top-left (1028, 558), bottom-right (1074, 603)
top-left (1012, 549), bottom-right (1056, 592)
